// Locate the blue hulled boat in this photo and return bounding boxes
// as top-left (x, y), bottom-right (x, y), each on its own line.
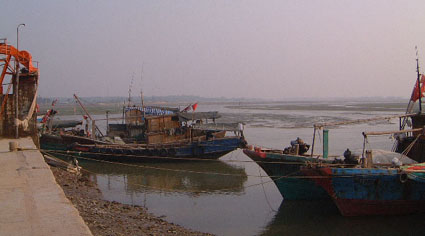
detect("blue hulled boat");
top-left (243, 147), bottom-right (331, 200)
top-left (302, 163), bottom-right (425, 216)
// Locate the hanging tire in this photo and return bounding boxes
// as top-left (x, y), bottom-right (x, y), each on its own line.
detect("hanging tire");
top-left (160, 148), bottom-right (168, 157)
top-left (168, 148), bottom-right (176, 156)
top-left (400, 172), bottom-right (408, 183)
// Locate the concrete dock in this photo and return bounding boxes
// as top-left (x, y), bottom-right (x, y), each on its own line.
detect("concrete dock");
top-left (0, 137), bottom-right (92, 236)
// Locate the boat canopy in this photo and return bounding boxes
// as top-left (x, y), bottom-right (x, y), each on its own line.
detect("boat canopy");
top-left (178, 111), bottom-right (221, 121)
top-left (193, 122), bottom-right (243, 132)
top-left (125, 106), bottom-right (179, 116)
top-left (49, 119), bottom-right (82, 128)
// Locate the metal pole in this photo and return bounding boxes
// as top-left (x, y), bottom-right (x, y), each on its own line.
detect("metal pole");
top-left (106, 111), bottom-right (109, 135)
top-left (310, 127), bottom-right (316, 157)
top-left (417, 56), bottom-right (422, 113)
top-left (15, 23), bottom-right (25, 139)
top-left (323, 129), bottom-right (329, 159)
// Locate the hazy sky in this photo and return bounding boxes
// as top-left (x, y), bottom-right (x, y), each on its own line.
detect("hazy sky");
top-left (2, 0), bottom-right (425, 99)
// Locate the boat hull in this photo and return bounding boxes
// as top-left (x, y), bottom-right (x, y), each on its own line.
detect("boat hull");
top-left (40, 133), bottom-right (108, 151)
top-left (306, 167), bottom-right (425, 216)
top-left (243, 149), bottom-right (329, 200)
top-left (65, 137), bottom-right (244, 162)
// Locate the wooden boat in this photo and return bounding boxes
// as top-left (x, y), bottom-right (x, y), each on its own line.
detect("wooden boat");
top-left (243, 147), bottom-right (331, 200)
top-left (40, 104), bottom-right (246, 162)
top-left (302, 163), bottom-right (425, 216)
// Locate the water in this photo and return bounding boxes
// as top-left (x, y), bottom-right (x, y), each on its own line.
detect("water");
top-left (56, 100), bottom-right (425, 235)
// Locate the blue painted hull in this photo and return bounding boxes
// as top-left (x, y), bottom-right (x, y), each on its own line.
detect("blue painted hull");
top-left (305, 166), bottom-right (425, 216)
top-left (243, 149), bottom-right (330, 200)
top-left (66, 137), bottom-right (244, 162)
top-left (175, 137), bottom-right (243, 158)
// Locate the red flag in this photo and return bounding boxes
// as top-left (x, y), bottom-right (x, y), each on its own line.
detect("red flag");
top-left (411, 75), bottom-right (425, 102)
top-left (51, 99), bottom-right (58, 107)
top-left (192, 103), bottom-right (198, 111)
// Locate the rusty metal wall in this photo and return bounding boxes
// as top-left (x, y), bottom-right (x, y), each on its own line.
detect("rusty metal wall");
top-left (0, 73), bottom-right (38, 144)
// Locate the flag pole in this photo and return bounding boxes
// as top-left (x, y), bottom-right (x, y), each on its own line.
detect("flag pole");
top-left (416, 46), bottom-right (422, 113)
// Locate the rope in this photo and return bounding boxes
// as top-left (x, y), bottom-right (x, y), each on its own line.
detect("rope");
top-left (50, 153), bottom-right (302, 194)
top-left (258, 165), bottom-right (278, 212)
top-left (43, 149), bottom-right (400, 181)
top-left (400, 134), bottom-right (422, 159)
top-left (41, 148), bottom-right (356, 167)
top-left (42, 149), bottom-right (263, 178)
top-left (15, 87), bottom-right (38, 131)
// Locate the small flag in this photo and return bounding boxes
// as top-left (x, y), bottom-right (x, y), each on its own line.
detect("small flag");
top-left (411, 74), bottom-right (425, 102)
top-left (192, 103), bottom-right (198, 111)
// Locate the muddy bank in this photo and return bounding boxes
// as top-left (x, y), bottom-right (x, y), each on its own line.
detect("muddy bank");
top-left (50, 166), bottom-right (213, 236)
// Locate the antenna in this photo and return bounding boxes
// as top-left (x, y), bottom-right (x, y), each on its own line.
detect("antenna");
top-left (128, 73), bottom-right (134, 106)
top-left (140, 64), bottom-right (144, 108)
top-left (416, 46), bottom-right (422, 113)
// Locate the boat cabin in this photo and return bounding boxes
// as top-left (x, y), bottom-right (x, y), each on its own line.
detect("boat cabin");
top-left (107, 106), bottom-right (226, 144)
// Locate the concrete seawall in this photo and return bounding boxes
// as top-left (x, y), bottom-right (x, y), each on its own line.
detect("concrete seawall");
top-left (0, 137), bottom-right (92, 236)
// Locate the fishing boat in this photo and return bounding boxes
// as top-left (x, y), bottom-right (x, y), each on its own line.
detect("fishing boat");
top-left (299, 59), bottom-right (425, 216)
top-left (40, 97), bottom-right (246, 162)
top-left (302, 158), bottom-right (425, 216)
top-left (243, 141), bottom-right (331, 200)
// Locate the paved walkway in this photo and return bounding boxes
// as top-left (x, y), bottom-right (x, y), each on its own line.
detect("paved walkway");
top-left (0, 137), bottom-right (92, 236)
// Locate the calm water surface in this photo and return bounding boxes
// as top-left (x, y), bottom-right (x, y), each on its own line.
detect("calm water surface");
top-left (61, 101), bottom-right (425, 235)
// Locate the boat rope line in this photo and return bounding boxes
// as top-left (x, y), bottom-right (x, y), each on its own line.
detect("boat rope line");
top-left (41, 148), bottom-right (357, 167)
top-left (42, 148), bottom-right (246, 163)
top-left (81, 166), bottom-right (287, 195)
top-left (313, 113), bottom-right (415, 129)
top-left (45, 154), bottom-right (305, 194)
top-left (401, 134), bottom-right (422, 157)
top-left (42, 149), bottom-right (263, 178)
top-left (66, 160), bottom-right (416, 196)
top-left (258, 166), bottom-right (278, 212)
top-left (42, 150), bottom-right (404, 180)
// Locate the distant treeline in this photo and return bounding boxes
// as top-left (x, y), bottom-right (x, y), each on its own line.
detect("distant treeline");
top-left (37, 95), bottom-right (267, 105)
top-left (37, 95), bottom-right (408, 106)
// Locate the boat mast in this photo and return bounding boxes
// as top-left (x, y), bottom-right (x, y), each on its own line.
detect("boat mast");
top-left (140, 66), bottom-right (145, 110)
top-left (416, 46), bottom-right (422, 113)
top-left (73, 94), bottom-right (104, 137)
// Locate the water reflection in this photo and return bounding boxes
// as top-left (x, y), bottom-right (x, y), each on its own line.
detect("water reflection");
top-left (53, 102), bottom-right (413, 235)
top-left (261, 200), bottom-right (425, 236)
top-left (80, 159), bottom-right (248, 195)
